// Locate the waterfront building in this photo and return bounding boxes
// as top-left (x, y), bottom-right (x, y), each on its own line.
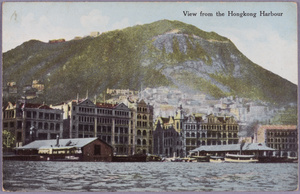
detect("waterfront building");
top-left (153, 105), bottom-right (240, 157)
top-left (135, 100), bottom-right (154, 154)
top-left (153, 105), bottom-right (186, 157)
top-left (254, 125), bottom-right (298, 157)
top-left (153, 116), bottom-right (184, 158)
top-left (2, 101), bottom-right (64, 147)
top-left (51, 98), bottom-right (132, 156)
top-left (16, 137), bottom-right (113, 162)
top-left (183, 114), bottom-right (203, 156)
top-left (189, 143), bottom-right (275, 157)
top-left (118, 98), bottom-right (154, 155)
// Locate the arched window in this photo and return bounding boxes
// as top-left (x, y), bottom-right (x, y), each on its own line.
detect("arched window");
top-left (143, 130), bottom-right (147, 136)
top-left (143, 139), bottom-right (147, 145)
top-left (137, 114), bottom-right (141, 119)
top-left (186, 133), bottom-right (190, 137)
top-left (137, 130), bottom-right (141, 136)
top-left (143, 115), bottom-right (147, 120)
top-left (191, 133), bottom-right (195, 137)
top-left (44, 123), bottom-right (48, 130)
top-left (233, 133), bottom-right (237, 138)
top-left (202, 133), bottom-right (206, 138)
top-left (223, 133), bottom-right (227, 138)
top-left (137, 139), bottom-right (141, 145)
top-left (228, 133), bottom-right (232, 138)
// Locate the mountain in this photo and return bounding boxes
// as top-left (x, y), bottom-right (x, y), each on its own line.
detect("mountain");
top-left (2, 20), bottom-right (297, 105)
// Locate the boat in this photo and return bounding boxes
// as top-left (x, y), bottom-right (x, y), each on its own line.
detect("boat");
top-left (209, 156), bottom-right (225, 163)
top-left (258, 156), bottom-right (298, 163)
top-left (147, 155), bottom-right (163, 162)
top-left (191, 155), bottom-right (210, 162)
top-left (181, 157), bottom-right (197, 162)
top-left (171, 158), bottom-right (183, 162)
top-left (225, 153), bottom-right (258, 163)
top-left (112, 154), bottom-right (147, 162)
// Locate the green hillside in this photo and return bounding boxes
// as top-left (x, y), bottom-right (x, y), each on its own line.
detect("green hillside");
top-left (2, 20), bottom-right (297, 105)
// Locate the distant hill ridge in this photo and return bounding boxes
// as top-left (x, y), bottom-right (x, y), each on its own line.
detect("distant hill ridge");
top-left (3, 19), bottom-right (297, 105)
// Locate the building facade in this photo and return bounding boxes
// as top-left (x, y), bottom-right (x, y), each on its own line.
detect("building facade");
top-left (254, 125), bottom-right (298, 157)
top-left (52, 98), bottom-right (132, 156)
top-left (153, 106), bottom-right (240, 157)
top-left (135, 100), bottom-right (154, 155)
top-left (2, 101), bottom-right (63, 147)
top-left (16, 137), bottom-right (114, 162)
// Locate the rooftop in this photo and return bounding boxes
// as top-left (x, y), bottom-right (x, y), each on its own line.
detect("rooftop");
top-left (16, 138), bottom-right (109, 150)
top-left (189, 143), bottom-right (275, 153)
top-left (258, 125), bottom-right (297, 130)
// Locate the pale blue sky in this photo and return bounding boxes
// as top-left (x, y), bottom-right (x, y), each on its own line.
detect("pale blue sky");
top-left (2, 2), bottom-right (298, 84)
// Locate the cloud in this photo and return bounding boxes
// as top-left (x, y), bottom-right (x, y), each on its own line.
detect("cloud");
top-left (80, 9), bottom-right (110, 31)
top-left (3, 13), bottom-right (83, 52)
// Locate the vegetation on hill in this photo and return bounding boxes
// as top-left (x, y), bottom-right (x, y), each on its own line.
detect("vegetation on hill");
top-left (2, 20), bottom-right (297, 106)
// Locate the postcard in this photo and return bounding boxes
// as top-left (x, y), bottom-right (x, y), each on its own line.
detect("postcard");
top-left (1, 1), bottom-right (299, 192)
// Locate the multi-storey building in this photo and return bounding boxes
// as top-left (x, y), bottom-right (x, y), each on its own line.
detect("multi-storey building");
top-left (254, 125), bottom-right (298, 157)
top-left (183, 114), bottom-right (202, 155)
top-left (52, 98), bottom-right (132, 156)
top-left (153, 105), bottom-right (186, 158)
top-left (2, 101), bottom-right (63, 147)
top-left (153, 106), bottom-right (240, 157)
top-left (135, 100), bottom-right (154, 155)
top-left (153, 116), bottom-right (184, 158)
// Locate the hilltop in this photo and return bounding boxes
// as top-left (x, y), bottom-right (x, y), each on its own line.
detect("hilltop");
top-left (2, 20), bottom-right (297, 106)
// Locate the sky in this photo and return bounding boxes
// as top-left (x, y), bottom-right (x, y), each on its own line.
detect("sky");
top-left (2, 2), bottom-right (298, 84)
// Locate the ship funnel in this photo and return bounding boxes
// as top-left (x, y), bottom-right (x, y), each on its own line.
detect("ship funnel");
top-left (56, 134), bottom-right (60, 147)
top-left (240, 140), bottom-right (245, 155)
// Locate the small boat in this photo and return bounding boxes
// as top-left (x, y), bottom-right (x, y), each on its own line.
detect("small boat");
top-left (225, 153), bottom-right (258, 163)
top-left (191, 155), bottom-right (210, 162)
top-left (181, 157), bottom-right (197, 162)
top-left (171, 158), bottom-right (183, 162)
top-left (112, 154), bottom-right (147, 162)
top-left (209, 156), bottom-right (225, 163)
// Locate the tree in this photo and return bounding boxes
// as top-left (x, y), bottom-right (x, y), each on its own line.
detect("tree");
top-left (3, 129), bottom-right (15, 148)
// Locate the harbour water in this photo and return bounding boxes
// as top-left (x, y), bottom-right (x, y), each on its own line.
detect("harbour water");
top-left (3, 161), bottom-right (298, 192)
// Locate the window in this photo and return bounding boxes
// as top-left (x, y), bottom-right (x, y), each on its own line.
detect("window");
top-left (27, 111), bottom-right (31, 118)
top-left (44, 123), bottom-right (48, 130)
top-left (94, 145), bottom-right (101, 155)
top-left (17, 121), bottom-right (22, 129)
top-left (3, 122), bottom-right (8, 128)
top-left (137, 139), bottom-right (141, 145)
